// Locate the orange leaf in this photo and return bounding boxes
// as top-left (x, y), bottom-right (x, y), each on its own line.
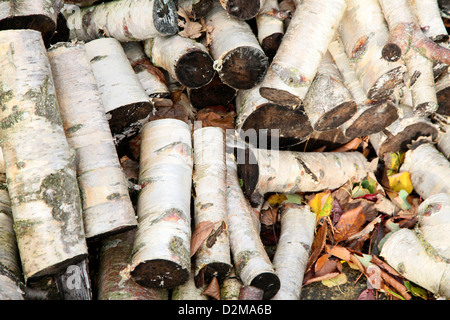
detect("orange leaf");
top-left (202, 276), bottom-right (221, 300)
top-left (334, 206), bottom-right (365, 242)
top-left (325, 245), bottom-right (352, 262)
top-left (331, 138), bottom-right (362, 152)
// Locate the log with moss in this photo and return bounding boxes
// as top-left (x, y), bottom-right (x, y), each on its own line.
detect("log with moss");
top-left (48, 42), bottom-right (138, 240)
top-left (66, 0), bottom-right (178, 42)
top-left (171, 266), bottom-right (208, 300)
top-left (0, 29), bottom-right (88, 281)
top-left (130, 119), bottom-right (193, 289)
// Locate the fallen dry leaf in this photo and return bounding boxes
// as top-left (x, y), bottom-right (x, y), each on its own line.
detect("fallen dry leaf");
top-left (366, 264), bottom-right (382, 289)
top-left (202, 276), bottom-right (221, 300)
top-left (190, 220), bottom-right (215, 257)
top-left (330, 137), bottom-right (362, 152)
top-left (306, 222), bottom-right (328, 271)
top-left (334, 206), bottom-right (365, 242)
top-left (177, 7), bottom-right (203, 39)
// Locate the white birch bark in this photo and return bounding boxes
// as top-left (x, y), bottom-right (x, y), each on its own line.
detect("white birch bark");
top-left (0, 274), bottom-right (23, 300)
top-left (0, 29), bottom-right (88, 281)
top-left (48, 42), bottom-right (138, 240)
top-left (65, 0), bottom-right (178, 42)
top-left (259, 0), bottom-right (347, 106)
top-left (219, 0), bottom-right (266, 20)
top-left (226, 152), bottom-right (280, 300)
top-left (130, 119), bottom-right (193, 289)
top-left (171, 267), bottom-right (208, 300)
top-left (272, 204), bottom-right (315, 300)
top-left (220, 269), bottom-right (243, 300)
top-left (256, 0), bottom-right (284, 58)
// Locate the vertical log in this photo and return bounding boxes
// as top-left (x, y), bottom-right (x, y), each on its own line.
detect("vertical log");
top-left (219, 0), bottom-right (266, 20)
top-left (47, 42), bottom-right (138, 240)
top-left (178, 0), bottom-right (214, 20)
top-left (130, 119), bottom-right (193, 289)
top-left (0, 29), bottom-right (88, 281)
top-left (256, 0), bottom-right (284, 60)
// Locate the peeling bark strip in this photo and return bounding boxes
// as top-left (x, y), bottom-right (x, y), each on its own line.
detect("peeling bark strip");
top-left (226, 153), bottom-right (280, 300)
top-left (259, 0), bottom-right (346, 106)
top-left (235, 84), bottom-right (313, 149)
top-left (0, 0), bottom-right (63, 44)
top-left (369, 104), bottom-right (438, 157)
top-left (144, 35), bottom-right (215, 89)
top-left (238, 146), bottom-right (370, 204)
top-left (47, 42), bottom-right (138, 240)
top-left (178, 0), bottom-right (214, 20)
top-left (272, 204), bottom-right (315, 300)
top-left (400, 143), bottom-right (450, 200)
top-left (219, 0), bottom-right (265, 20)
top-left (84, 38), bottom-right (153, 138)
top-left (130, 119), bottom-right (193, 289)
top-left (338, 0), bottom-right (406, 101)
top-left (193, 127), bottom-right (232, 283)
top-left (98, 229), bottom-right (169, 300)
top-left (66, 0), bottom-right (178, 42)
top-left (303, 52), bottom-right (357, 131)
top-left (205, 2), bottom-right (268, 90)
top-left (256, 0), bottom-right (284, 59)
top-left (0, 29), bottom-right (88, 281)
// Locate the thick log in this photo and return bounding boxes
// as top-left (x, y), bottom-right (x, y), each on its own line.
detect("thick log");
top-left (187, 73), bottom-right (236, 109)
top-left (0, 29), bottom-right (88, 281)
top-left (144, 35), bottom-right (215, 89)
top-left (293, 127), bottom-right (353, 152)
top-left (130, 119), bottom-right (193, 289)
top-left (178, 0), bottom-right (214, 20)
top-left (259, 0), bottom-right (347, 106)
top-left (219, 0), bottom-right (266, 20)
top-left (192, 127), bottom-right (232, 283)
top-left (65, 0), bottom-right (178, 42)
top-left (47, 42), bottom-right (138, 240)
top-left (205, 3), bottom-right (269, 90)
top-left (84, 38), bottom-right (153, 139)
top-left (226, 152), bottom-right (280, 300)
top-left (256, 0), bottom-right (284, 60)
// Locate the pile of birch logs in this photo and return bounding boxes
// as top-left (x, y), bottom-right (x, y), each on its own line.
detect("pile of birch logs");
top-left (0, 0), bottom-right (449, 300)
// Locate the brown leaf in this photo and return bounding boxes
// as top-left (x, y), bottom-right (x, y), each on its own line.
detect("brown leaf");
top-left (314, 255), bottom-right (340, 277)
top-left (366, 264), bottom-right (382, 289)
top-left (178, 7), bottom-right (203, 39)
top-left (261, 207), bottom-right (278, 226)
top-left (202, 276), bottom-right (221, 300)
top-left (334, 206), bottom-right (365, 242)
top-left (325, 245), bottom-right (352, 262)
top-left (358, 288), bottom-right (376, 300)
top-left (303, 272), bottom-right (341, 286)
top-left (331, 137), bottom-right (362, 152)
top-left (306, 222), bottom-right (327, 271)
top-left (196, 107), bottom-right (236, 130)
top-left (190, 221), bottom-right (215, 257)
top-left (206, 221), bottom-right (225, 248)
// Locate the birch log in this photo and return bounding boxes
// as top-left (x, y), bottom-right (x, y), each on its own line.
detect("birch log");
top-left (0, 0), bottom-right (63, 44)
top-left (369, 104), bottom-right (438, 157)
top-left (205, 3), bottom-right (269, 90)
top-left (338, 0), bottom-right (406, 101)
top-left (220, 269), bottom-right (243, 300)
top-left (171, 267), bottom-right (208, 300)
top-left (178, 0), bottom-right (214, 20)
top-left (97, 229), bottom-right (169, 300)
top-left (66, 0), bottom-right (178, 42)
top-left (65, 0), bottom-right (99, 5)
top-left (192, 127), bottom-right (232, 283)
top-left (256, 0), bottom-right (284, 60)
top-left (400, 143), bottom-right (450, 199)
top-left (130, 119), bottom-right (193, 289)
top-left (0, 29), bottom-right (88, 281)
top-left (187, 73), bottom-right (236, 109)
top-left (238, 147), bottom-right (370, 205)
top-left (219, 0), bottom-right (266, 20)
top-left (259, 0), bottom-right (346, 106)
top-left (226, 152), bottom-right (280, 300)
top-left (437, 124), bottom-right (450, 159)
top-left (48, 42), bottom-right (138, 240)
top-left (85, 38), bottom-right (153, 139)
top-left (272, 203), bottom-right (315, 300)
top-left (144, 35), bottom-right (215, 89)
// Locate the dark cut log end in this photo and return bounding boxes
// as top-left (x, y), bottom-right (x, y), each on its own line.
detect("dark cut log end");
top-left (240, 103), bottom-right (313, 149)
top-left (0, 15), bottom-right (56, 45)
top-left (191, 0), bottom-right (214, 19)
top-left (131, 259), bottom-right (190, 289)
top-left (437, 86), bottom-right (450, 116)
top-left (259, 86), bottom-right (302, 106)
top-left (188, 73), bottom-right (236, 109)
top-left (153, 0), bottom-right (179, 35)
top-left (236, 147), bottom-right (261, 205)
top-left (261, 33), bottom-right (283, 61)
top-left (197, 263), bottom-right (232, 285)
top-left (49, 13), bottom-right (70, 45)
top-left (377, 122), bottom-right (438, 156)
top-left (382, 43), bottom-right (402, 62)
top-left (226, 0), bottom-right (261, 20)
top-left (175, 49), bottom-right (215, 88)
top-left (220, 46), bottom-right (268, 90)
top-left (344, 100), bottom-right (399, 139)
top-left (86, 224), bottom-right (137, 244)
top-left (314, 101), bottom-right (358, 132)
top-left (367, 66), bottom-right (405, 100)
top-left (107, 101), bottom-right (153, 135)
top-left (250, 272), bottom-right (280, 300)
top-left (292, 127), bottom-right (352, 152)
top-left (29, 253), bottom-right (88, 281)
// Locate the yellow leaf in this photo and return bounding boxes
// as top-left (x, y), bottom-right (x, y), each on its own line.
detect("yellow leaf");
top-left (321, 273), bottom-right (347, 288)
top-left (388, 171), bottom-right (413, 194)
top-left (267, 193), bottom-right (287, 207)
top-left (308, 191), bottom-right (333, 218)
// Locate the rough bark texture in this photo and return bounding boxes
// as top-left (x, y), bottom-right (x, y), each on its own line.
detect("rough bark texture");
top-left (0, 29), bottom-right (88, 281)
top-left (0, 274), bottom-right (23, 300)
top-left (65, 0), bottom-right (178, 42)
top-left (130, 119), bottom-right (193, 289)
top-left (219, 0), bottom-right (266, 20)
top-left (220, 269), bottom-right (242, 300)
top-left (48, 42), bottom-right (138, 240)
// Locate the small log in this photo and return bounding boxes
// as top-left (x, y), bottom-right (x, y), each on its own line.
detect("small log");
top-left (187, 73), bottom-right (236, 109)
top-left (192, 127), bottom-right (232, 283)
top-left (400, 143), bottom-right (450, 199)
top-left (65, 0), bottom-right (178, 42)
top-left (144, 35), bottom-right (215, 89)
top-left (235, 84), bottom-right (313, 149)
top-left (238, 146), bottom-right (370, 205)
top-left (256, 0), bottom-right (285, 60)
top-left (48, 42), bottom-right (138, 240)
top-left (130, 119), bottom-right (193, 289)
top-left (226, 152), bottom-right (280, 300)
top-left (272, 203), bottom-right (315, 300)
top-left (437, 124), bottom-right (450, 159)
top-left (205, 2), bottom-right (269, 90)
top-left (220, 269), bottom-right (243, 300)
top-left (259, 0), bottom-right (347, 105)
top-left (369, 104), bottom-right (438, 157)
top-left (0, 29), bottom-right (88, 281)
top-left (0, 0), bottom-right (63, 44)
top-left (84, 37), bottom-right (153, 139)
top-left (219, 0), bottom-right (266, 20)
top-left (303, 52), bottom-right (357, 131)
top-left (338, 0), bottom-right (406, 101)
top-left (97, 229), bottom-right (169, 300)
top-left (178, 0), bottom-right (214, 20)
